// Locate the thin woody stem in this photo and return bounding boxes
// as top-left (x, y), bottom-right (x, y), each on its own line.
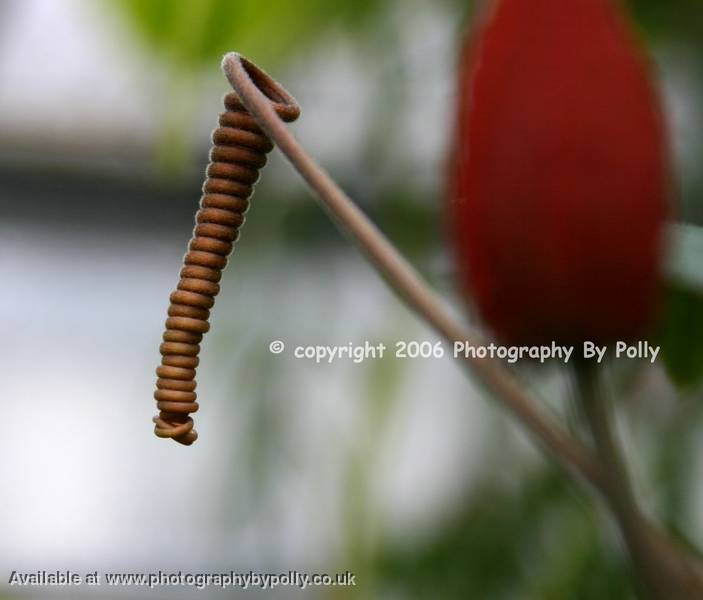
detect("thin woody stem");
top-left (220, 51), bottom-right (703, 597)
top-left (221, 52), bottom-right (602, 490)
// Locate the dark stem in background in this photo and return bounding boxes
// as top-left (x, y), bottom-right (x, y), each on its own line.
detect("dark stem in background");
top-left (574, 362), bottom-right (703, 598)
top-left (221, 51), bottom-right (703, 595)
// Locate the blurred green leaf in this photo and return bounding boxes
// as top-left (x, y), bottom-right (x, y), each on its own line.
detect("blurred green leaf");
top-left (658, 283), bottom-right (703, 389)
top-left (629, 0), bottom-right (703, 47)
top-left (657, 225), bottom-right (703, 388)
top-left (112, 0), bottom-right (385, 70)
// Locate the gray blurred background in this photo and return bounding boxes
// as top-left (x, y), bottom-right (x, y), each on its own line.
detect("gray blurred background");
top-left (0, 0), bottom-right (702, 598)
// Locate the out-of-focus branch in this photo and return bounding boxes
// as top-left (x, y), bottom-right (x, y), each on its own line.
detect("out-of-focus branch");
top-left (575, 363), bottom-right (703, 599)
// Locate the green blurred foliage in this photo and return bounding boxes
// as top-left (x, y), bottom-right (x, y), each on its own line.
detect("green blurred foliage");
top-left (629, 0), bottom-right (703, 47)
top-left (659, 284), bottom-right (703, 389)
top-left (113, 0), bottom-right (384, 69)
top-left (373, 468), bottom-right (636, 599)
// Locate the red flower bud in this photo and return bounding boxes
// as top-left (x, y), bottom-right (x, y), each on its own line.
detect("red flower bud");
top-left (449, 0), bottom-right (671, 346)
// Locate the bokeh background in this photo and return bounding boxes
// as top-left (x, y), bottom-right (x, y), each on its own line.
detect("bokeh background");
top-left (0, 0), bottom-right (702, 598)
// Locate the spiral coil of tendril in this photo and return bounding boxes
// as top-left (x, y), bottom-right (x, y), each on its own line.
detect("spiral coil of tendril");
top-left (154, 69), bottom-right (300, 445)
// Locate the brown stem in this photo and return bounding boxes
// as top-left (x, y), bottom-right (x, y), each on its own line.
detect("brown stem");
top-left (221, 51), bottom-right (601, 490)
top-left (575, 362), bottom-right (703, 598)
top-left (221, 51), bottom-right (703, 595)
